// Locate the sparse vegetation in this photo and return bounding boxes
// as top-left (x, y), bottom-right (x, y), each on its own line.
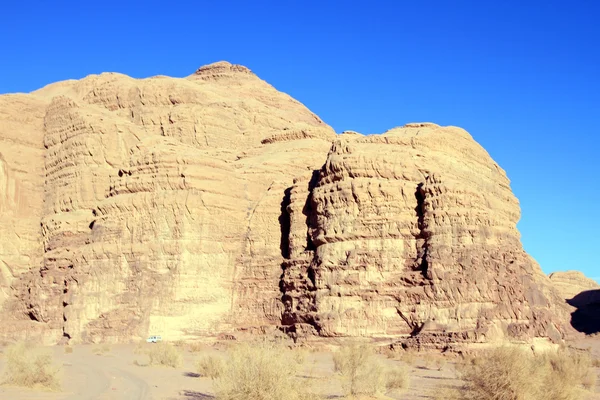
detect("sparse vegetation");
top-left (2, 342), bottom-right (61, 390)
top-left (212, 341), bottom-right (320, 400)
top-left (420, 352), bottom-right (446, 371)
top-left (92, 343), bottom-right (111, 355)
top-left (592, 356), bottom-right (600, 368)
top-left (145, 342), bottom-right (182, 368)
top-left (64, 346), bottom-right (73, 354)
top-left (187, 342), bottom-right (207, 353)
top-left (134, 341), bottom-right (148, 355)
top-left (452, 346), bottom-right (596, 400)
top-left (196, 355), bottom-right (224, 379)
top-left (333, 343), bottom-right (408, 397)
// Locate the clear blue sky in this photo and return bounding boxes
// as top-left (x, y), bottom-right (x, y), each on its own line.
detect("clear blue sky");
top-left (1, 1), bottom-right (598, 281)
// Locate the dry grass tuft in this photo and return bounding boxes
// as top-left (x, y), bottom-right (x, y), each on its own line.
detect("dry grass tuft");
top-left (187, 342), bottom-right (207, 353)
top-left (213, 341), bottom-right (320, 400)
top-left (2, 342), bottom-right (61, 390)
top-left (145, 343), bottom-right (182, 368)
top-left (333, 343), bottom-right (408, 397)
top-left (92, 343), bottom-right (111, 355)
top-left (196, 355), bottom-right (224, 379)
top-left (592, 356), bottom-right (600, 368)
top-left (420, 352), bottom-right (446, 371)
top-left (134, 341), bottom-right (148, 355)
top-left (455, 346), bottom-right (596, 400)
top-left (385, 365), bottom-right (410, 391)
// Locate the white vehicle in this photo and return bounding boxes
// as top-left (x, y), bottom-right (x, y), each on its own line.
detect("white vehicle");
top-left (146, 335), bottom-right (162, 343)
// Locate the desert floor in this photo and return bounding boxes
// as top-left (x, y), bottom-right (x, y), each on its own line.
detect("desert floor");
top-left (0, 337), bottom-right (598, 400)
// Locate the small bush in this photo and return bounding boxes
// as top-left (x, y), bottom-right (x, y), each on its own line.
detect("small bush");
top-left (293, 347), bottom-right (308, 365)
top-left (456, 346), bottom-right (596, 400)
top-left (146, 343), bottom-right (182, 368)
top-left (592, 357), bottom-right (600, 368)
top-left (134, 341), bottom-right (148, 355)
top-left (2, 342), bottom-right (61, 390)
top-left (333, 343), bottom-right (408, 396)
top-left (385, 365), bottom-right (410, 391)
top-left (196, 355), bottom-right (223, 379)
top-left (92, 343), bottom-right (111, 355)
top-left (187, 342), bottom-right (207, 353)
top-left (213, 341), bottom-right (320, 400)
top-left (541, 349), bottom-right (596, 392)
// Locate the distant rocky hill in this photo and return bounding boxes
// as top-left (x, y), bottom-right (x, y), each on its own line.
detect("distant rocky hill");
top-left (549, 271), bottom-right (599, 335)
top-left (549, 271), bottom-right (599, 301)
top-left (0, 61), bottom-right (577, 346)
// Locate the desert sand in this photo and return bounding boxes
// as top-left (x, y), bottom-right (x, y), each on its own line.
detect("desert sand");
top-left (0, 336), bottom-right (598, 400)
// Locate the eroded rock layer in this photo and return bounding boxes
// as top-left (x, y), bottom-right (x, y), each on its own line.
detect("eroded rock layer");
top-left (549, 271), bottom-right (599, 302)
top-left (0, 62), bottom-right (334, 343)
top-left (281, 124), bottom-right (574, 345)
top-left (0, 63), bottom-right (574, 345)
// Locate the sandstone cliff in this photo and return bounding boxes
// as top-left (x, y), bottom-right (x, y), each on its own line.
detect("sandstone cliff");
top-left (0, 62), bottom-right (575, 345)
top-left (549, 271), bottom-right (599, 301)
top-left (549, 271), bottom-right (599, 335)
top-left (281, 124), bottom-right (574, 347)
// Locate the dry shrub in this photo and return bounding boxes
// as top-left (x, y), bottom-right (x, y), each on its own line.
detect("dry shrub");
top-left (92, 343), bottom-right (111, 355)
top-left (333, 343), bottom-right (408, 397)
top-left (421, 352), bottom-right (446, 370)
top-left (592, 356), bottom-right (600, 368)
top-left (134, 341), bottom-right (148, 355)
top-left (456, 346), bottom-right (595, 400)
top-left (541, 348), bottom-right (596, 393)
top-left (187, 342), bottom-right (207, 353)
top-left (146, 343), bottom-right (182, 368)
top-left (213, 341), bottom-right (320, 400)
top-left (293, 347), bottom-right (308, 365)
top-left (196, 355), bottom-right (223, 379)
top-left (385, 365), bottom-right (410, 391)
top-left (2, 342), bottom-right (61, 390)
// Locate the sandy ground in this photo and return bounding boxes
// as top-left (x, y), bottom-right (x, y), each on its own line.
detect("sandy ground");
top-left (0, 337), bottom-right (598, 400)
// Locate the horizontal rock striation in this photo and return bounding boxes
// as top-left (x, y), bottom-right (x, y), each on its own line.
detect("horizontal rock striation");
top-left (281, 124), bottom-right (575, 346)
top-left (0, 62), bottom-right (334, 343)
top-left (0, 63), bottom-right (574, 346)
top-left (549, 271), bottom-right (599, 302)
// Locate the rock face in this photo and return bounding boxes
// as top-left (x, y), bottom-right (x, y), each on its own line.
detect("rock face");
top-left (281, 124), bottom-right (575, 346)
top-left (549, 271), bottom-right (599, 301)
top-left (0, 62), bottom-right (575, 345)
top-left (549, 271), bottom-right (600, 335)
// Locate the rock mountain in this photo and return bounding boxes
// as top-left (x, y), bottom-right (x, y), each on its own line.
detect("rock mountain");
top-left (0, 61), bottom-right (576, 346)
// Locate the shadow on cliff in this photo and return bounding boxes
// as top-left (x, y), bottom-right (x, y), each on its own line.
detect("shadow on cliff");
top-left (567, 289), bottom-right (600, 334)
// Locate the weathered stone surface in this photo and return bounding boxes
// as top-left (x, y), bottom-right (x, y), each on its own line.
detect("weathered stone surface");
top-left (549, 271), bottom-right (600, 335)
top-left (282, 123), bottom-right (575, 346)
top-left (0, 62), bottom-right (334, 343)
top-left (0, 63), bottom-right (575, 345)
top-left (549, 271), bottom-right (599, 301)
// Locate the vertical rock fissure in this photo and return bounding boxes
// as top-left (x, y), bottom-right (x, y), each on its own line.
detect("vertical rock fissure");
top-left (414, 182), bottom-right (430, 279)
top-left (279, 169), bottom-right (322, 338)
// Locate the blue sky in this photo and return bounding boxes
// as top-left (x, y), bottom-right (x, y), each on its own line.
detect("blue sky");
top-left (1, 1), bottom-right (598, 281)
